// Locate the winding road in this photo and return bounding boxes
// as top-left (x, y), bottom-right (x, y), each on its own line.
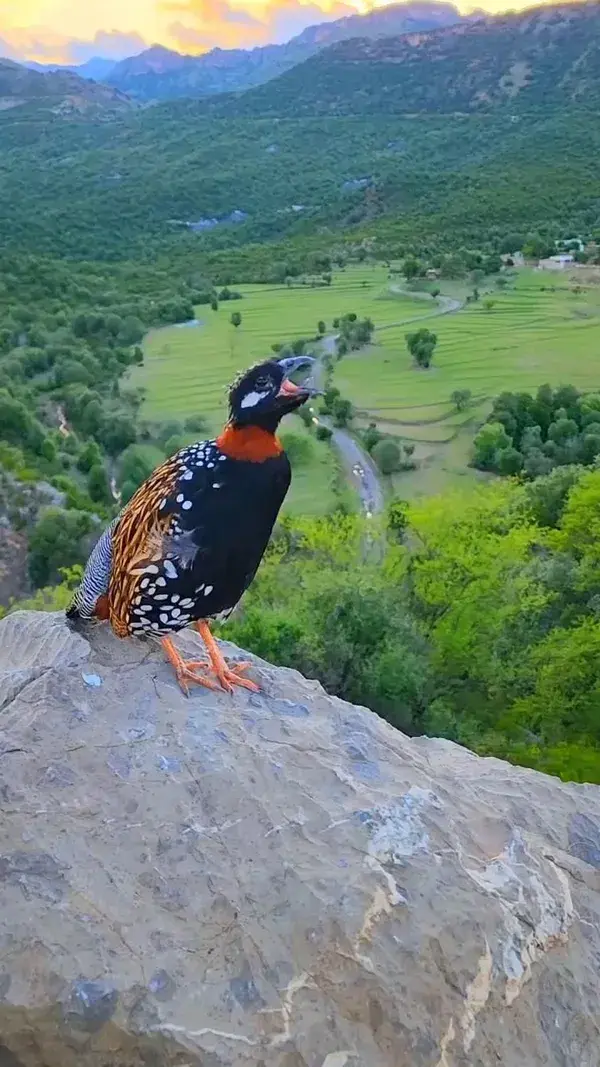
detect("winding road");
top-left (314, 285), bottom-right (464, 519)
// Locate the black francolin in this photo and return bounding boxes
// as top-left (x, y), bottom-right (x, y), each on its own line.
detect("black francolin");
top-left (67, 355), bottom-right (316, 693)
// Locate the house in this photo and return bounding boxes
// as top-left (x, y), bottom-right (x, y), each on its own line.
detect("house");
top-left (538, 254), bottom-right (574, 270)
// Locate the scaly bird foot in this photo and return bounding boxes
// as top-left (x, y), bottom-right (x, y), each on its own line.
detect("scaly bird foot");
top-left (194, 620), bottom-right (260, 695)
top-left (161, 638), bottom-right (220, 695)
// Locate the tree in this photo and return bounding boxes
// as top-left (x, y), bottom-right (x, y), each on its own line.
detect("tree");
top-left (321, 386), bottom-right (340, 414)
top-left (317, 320), bottom-right (326, 336)
top-left (496, 447), bottom-right (523, 475)
top-left (316, 424), bottom-right (333, 442)
top-left (363, 422), bottom-right (382, 452)
top-left (230, 312), bottom-right (242, 329)
top-left (28, 507), bottom-right (95, 587)
top-left (472, 422), bottom-right (511, 470)
top-left (211, 299), bottom-right (218, 312)
top-left (483, 298), bottom-right (496, 312)
top-left (387, 497), bottom-right (409, 541)
top-left (87, 463), bottom-right (112, 504)
top-left (402, 257), bottom-right (420, 282)
top-left (431, 287), bottom-right (440, 299)
top-left (118, 315), bottom-right (144, 346)
top-left (77, 440), bottom-right (103, 473)
top-left (99, 415), bottom-right (137, 457)
top-left (406, 328), bottom-right (437, 369)
top-left (332, 397), bottom-right (354, 427)
top-left (451, 388), bottom-right (472, 412)
top-left (372, 438), bottom-right (401, 474)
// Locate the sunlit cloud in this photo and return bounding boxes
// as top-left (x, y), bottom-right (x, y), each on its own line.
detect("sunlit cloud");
top-left (0, 25), bottom-right (147, 64)
top-left (0, 0), bottom-right (569, 64)
top-left (165, 0), bottom-right (356, 50)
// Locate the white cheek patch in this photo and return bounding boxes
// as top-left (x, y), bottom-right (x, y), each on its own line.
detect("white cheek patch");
top-left (240, 389), bottom-right (269, 409)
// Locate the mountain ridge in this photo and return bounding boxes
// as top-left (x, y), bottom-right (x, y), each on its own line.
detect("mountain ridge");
top-left (0, 58), bottom-right (134, 114)
top-left (209, 1), bottom-right (600, 116)
top-left (16, 2), bottom-right (462, 101)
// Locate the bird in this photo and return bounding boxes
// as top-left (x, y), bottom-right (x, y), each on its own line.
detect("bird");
top-left (66, 354), bottom-right (317, 694)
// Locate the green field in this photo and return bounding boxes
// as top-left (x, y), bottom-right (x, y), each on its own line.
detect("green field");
top-left (136, 266), bottom-right (426, 426)
top-left (134, 266), bottom-right (429, 513)
top-left (336, 269), bottom-right (600, 498)
top-left (136, 266), bottom-right (600, 507)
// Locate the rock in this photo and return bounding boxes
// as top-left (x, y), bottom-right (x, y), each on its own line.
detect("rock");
top-left (0, 610), bottom-right (599, 1066)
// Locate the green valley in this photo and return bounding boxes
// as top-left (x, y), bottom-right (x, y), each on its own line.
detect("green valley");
top-left (2, 1), bottom-right (600, 782)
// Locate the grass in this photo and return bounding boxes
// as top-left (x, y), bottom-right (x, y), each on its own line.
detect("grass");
top-left (135, 265), bottom-right (600, 507)
top-left (136, 265), bottom-right (426, 427)
top-left (335, 269), bottom-right (600, 499)
top-left (134, 265), bottom-right (430, 513)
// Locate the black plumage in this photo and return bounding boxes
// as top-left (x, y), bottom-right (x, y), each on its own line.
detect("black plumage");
top-left (67, 354), bottom-right (316, 693)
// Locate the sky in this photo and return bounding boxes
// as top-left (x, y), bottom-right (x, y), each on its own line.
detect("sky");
top-left (0, 0), bottom-right (556, 64)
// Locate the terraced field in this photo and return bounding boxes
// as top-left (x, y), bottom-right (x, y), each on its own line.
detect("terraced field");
top-left (136, 266), bottom-right (600, 506)
top-left (137, 266), bottom-right (425, 427)
top-left (134, 266), bottom-right (429, 513)
top-left (335, 270), bottom-right (600, 498)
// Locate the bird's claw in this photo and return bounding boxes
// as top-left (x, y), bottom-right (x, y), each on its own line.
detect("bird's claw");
top-left (212, 662), bottom-right (260, 695)
top-left (175, 658), bottom-right (258, 696)
top-left (174, 660), bottom-right (221, 695)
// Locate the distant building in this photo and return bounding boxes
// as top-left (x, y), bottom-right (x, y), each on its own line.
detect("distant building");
top-left (538, 254), bottom-right (574, 270)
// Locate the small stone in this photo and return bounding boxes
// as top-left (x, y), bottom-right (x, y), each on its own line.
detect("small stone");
top-left (82, 673), bottom-right (102, 687)
top-left (64, 980), bottom-right (119, 1033)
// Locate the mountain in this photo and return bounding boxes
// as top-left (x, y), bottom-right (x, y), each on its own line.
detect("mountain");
top-left (26, 56), bottom-right (118, 81)
top-left (216, 1), bottom-right (600, 117)
top-left (64, 56), bottom-right (119, 81)
top-left (105, 1), bottom-right (462, 100)
top-left (0, 2), bottom-right (598, 260)
top-left (0, 58), bottom-right (134, 115)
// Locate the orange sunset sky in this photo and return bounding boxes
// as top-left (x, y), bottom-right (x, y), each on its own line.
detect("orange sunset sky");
top-left (0, 0), bottom-right (559, 63)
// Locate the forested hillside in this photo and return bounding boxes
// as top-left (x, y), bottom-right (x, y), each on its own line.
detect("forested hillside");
top-left (224, 1), bottom-right (600, 117)
top-left (0, 58), bottom-right (133, 114)
top-left (1, 4), bottom-right (599, 260)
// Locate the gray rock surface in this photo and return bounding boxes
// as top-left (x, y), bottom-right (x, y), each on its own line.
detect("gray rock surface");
top-left (0, 610), bottom-right (600, 1066)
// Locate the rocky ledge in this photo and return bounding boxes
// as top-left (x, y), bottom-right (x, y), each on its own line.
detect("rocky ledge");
top-left (0, 610), bottom-right (599, 1066)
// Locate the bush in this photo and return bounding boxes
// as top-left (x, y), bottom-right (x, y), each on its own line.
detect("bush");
top-left (28, 508), bottom-right (96, 588)
top-left (372, 438), bottom-right (401, 474)
top-left (280, 431), bottom-right (314, 467)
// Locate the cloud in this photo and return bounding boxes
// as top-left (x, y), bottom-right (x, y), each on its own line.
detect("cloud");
top-left (164, 0), bottom-right (355, 51)
top-left (67, 30), bottom-right (147, 62)
top-left (0, 24), bottom-right (146, 64)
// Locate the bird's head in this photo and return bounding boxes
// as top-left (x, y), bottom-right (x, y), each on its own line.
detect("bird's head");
top-left (227, 356), bottom-right (317, 432)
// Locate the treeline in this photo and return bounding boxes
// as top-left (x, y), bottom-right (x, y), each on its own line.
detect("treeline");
top-left (473, 385), bottom-right (600, 477)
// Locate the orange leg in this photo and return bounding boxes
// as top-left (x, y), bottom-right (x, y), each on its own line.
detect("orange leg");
top-left (194, 620), bottom-right (260, 694)
top-left (161, 636), bottom-right (220, 695)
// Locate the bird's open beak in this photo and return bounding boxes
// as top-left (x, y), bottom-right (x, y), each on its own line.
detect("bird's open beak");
top-left (277, 355), bottom-right (321, 398)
